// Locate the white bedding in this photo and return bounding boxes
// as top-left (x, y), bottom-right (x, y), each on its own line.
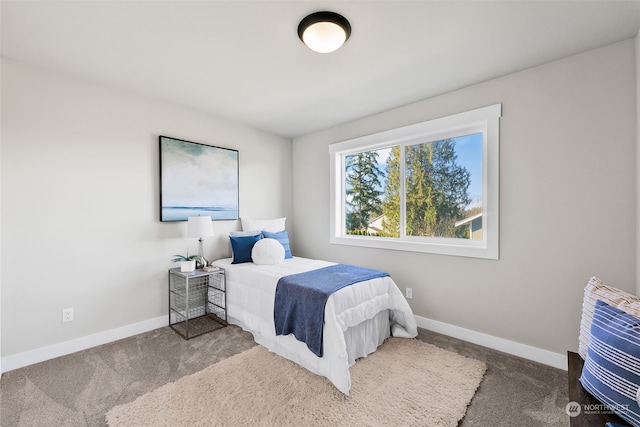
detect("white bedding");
top-left (211, 256), bottom-right (417, 394)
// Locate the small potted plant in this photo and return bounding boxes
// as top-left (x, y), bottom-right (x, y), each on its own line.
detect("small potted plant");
top-left (171, 253), bottom-right (199, 272)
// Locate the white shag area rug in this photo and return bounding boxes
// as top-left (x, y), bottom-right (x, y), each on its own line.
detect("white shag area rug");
top-left (106, 338), bottom-right (486, 427)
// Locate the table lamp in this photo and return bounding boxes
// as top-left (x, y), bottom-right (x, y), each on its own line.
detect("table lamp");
top-left (187, 216), bottom-right (214, 268)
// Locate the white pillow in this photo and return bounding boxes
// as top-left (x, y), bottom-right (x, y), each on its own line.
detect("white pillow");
top-left (251, 238), bottom-right (285, 265)
top-left (229, 230), bottom-right (261, 237)
top-left (242, 217), bottom-right (286, 233)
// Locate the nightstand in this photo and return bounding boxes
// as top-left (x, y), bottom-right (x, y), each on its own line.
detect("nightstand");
top-left (168, 267), bottom-right (227, 339)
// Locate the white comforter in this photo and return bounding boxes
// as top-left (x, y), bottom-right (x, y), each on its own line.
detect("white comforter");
top-left (212, 257), bottom-right (417, 394)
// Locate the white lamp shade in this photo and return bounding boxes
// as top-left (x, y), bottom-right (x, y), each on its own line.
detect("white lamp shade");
top-left (187, 216), bottom-right (214, 238)
top-left (302, 22), bottom-right (348, 53)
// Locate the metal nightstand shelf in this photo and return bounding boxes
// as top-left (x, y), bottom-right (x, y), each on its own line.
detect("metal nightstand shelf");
top-left (168, 267), bottom-right (227, 340)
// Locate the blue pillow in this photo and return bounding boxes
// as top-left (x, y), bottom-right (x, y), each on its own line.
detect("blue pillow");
top-left (261, 230), bottom-right (292, 259)
top-left (229, 234), bottom-right (261, 264)
top-left (579, 300), bottom-right (640, 427)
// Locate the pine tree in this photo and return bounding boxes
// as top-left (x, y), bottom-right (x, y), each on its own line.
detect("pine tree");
top-left (383, 139), bottom-right (471, 238)
top-left (429, 139), bottom-right (472, 237)
top-left (345, 151), bottom-right (384, 232)
top-left (405, 142), bottom-right (437, 236)
top-left (381, 146), bottom-right (401, 237)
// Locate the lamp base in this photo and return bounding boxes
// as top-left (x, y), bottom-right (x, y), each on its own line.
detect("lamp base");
top-left (197, 238), bottom-right (208, 269)
top-left (196, 256), bottom-right (209, 269)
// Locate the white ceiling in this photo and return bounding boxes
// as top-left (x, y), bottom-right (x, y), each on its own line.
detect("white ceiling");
top-left (2, 1), bottom-right (639, 138)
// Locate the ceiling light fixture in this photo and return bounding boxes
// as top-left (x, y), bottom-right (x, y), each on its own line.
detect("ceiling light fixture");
top-left (298, 11), bottom-right (351, 53)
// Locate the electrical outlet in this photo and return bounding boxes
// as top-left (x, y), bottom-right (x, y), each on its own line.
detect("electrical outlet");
top-left (62, 308), bottom-right (74, 323)
top-left (405, 288), bottom-right (413, 299)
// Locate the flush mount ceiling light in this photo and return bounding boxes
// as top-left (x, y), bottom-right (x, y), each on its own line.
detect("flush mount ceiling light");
top-left (298, 11), bottom-right (351, 53)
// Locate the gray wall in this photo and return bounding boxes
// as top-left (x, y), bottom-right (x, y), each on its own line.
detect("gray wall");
top-left (0, 58), bottom-right (292, 358)
top-left (292, 39), bottom-right (637, 357)
top-left (1, 38), bottom-right (637, 369)
top-left (637, 31), bottom-right (640, 296)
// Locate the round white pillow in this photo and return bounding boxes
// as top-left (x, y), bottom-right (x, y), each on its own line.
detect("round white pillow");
top-left (251, 238), bottom-right (285, 265)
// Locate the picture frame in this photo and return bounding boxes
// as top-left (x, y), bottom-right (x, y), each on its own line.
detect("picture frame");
top-left (159, 136), bottom-right (239, 221)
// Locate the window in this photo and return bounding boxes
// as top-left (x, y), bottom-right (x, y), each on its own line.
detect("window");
top-left (329, 104), bottom-right (501, 259)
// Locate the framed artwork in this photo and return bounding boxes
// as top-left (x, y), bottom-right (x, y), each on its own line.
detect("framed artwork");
top-left (159, 136), bottom-right (239, 221)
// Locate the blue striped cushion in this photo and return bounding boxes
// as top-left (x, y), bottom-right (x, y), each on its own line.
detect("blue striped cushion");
top-left (579, 299), bottom-right (640, 427)
top-left (261, 230), bottom-right (292, 259)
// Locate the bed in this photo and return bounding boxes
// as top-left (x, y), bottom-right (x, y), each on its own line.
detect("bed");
top-left (210, 256), bottom-right (418, 395)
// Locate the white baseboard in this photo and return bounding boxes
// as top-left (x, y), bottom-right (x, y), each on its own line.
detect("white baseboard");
top-left (0, 315), bottom-right (168, 374)
top-left (1, 314), bottom-right (567, 374)
top-left (416, 315), bottom-right (567, 370)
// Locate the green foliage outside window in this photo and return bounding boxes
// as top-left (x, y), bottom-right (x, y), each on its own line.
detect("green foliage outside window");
top-left (345, 151), bottom-right (384, 232)
top-left (345, 137), bottom-right (477, 239)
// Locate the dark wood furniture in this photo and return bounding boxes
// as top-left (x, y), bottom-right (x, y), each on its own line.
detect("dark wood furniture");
top-left (567, 351), bottom-right (629, 426)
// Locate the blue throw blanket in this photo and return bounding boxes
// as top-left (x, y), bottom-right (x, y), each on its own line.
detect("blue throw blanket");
top-left (274, 264), bottom-right (390, 357)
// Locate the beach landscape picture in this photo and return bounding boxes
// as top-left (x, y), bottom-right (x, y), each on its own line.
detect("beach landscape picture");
top-left (159, 136), bottom-right (239, 221)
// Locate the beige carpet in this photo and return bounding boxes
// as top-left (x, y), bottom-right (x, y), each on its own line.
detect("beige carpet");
top-left (106, 337), bottom-right (486, 427)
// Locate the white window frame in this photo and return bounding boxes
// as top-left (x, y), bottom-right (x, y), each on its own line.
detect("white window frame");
top-left (329, 104), bottom-right (501, 260)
